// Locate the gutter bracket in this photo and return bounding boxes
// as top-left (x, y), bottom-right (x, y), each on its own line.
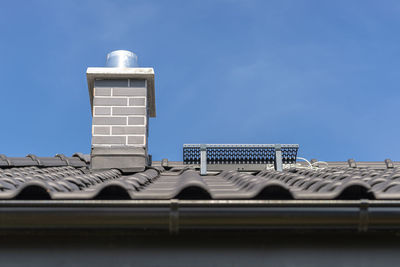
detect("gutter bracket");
top-left (169, 199), bottom-right (179, 235)
top-left (358, 199), bottom-right (369, 232)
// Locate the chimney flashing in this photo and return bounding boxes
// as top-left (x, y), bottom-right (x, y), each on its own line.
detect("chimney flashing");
top-left (91, 146), bottom-right (147, 173)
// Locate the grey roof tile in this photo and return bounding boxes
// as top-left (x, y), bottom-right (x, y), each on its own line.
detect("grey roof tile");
top-left (1, 155), bottom-right (400, 200)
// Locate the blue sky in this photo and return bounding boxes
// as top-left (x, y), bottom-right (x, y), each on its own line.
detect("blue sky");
top-left (0, 0), bottom-right (399, 161)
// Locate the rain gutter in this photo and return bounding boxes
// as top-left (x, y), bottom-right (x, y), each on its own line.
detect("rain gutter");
top-left (0, 200), bottom-right (400, 234)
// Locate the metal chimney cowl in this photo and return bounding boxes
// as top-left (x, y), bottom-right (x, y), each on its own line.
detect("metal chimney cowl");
top-left (105, 50), bottom-right (138, 68)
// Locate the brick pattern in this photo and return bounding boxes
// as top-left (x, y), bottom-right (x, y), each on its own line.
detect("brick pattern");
top-left (92, 79), bottom-right (147, 147)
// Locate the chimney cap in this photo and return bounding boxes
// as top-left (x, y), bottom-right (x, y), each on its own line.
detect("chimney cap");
top-left (105, 50), bottom-right (138, 68)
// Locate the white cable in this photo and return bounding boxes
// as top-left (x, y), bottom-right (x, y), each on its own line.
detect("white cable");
top-left (296, 157), bottom-right (312, 168)
top-left (295, 157), bottom-right (329, 170)
top-left (312, 161), bottom-right (329, 167)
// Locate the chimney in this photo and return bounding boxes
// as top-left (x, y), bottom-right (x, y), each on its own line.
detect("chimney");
top-left (86, 50), bottom-right (156, 172)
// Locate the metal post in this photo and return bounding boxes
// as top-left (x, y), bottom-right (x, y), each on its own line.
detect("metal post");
top-left (200, 144), bottom-right (207, 176)
top-left (274, 144), bottom-right (283, 172)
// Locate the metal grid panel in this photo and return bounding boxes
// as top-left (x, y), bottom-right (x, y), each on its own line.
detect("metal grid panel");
top-left (281, 146), bottom-right (299, 164)
top-left (183, 144), bottom-right (299, 165)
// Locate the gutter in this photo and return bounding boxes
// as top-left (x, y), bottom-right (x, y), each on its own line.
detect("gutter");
top-left (1, 200), bottom-right (400, 233)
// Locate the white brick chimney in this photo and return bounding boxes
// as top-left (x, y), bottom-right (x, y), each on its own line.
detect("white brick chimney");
top-left (86, 50), bottom-right (155, 172)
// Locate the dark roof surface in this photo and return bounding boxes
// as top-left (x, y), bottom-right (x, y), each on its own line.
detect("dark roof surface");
top-left (1, 154), bottom-right (400, 200)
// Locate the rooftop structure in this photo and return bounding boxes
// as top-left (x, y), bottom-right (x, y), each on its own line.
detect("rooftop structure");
top-left (1, 51), bottom-right (400, 267)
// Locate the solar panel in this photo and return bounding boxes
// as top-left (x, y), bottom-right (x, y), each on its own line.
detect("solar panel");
top-left (183, 144), bottom-right (299, 174)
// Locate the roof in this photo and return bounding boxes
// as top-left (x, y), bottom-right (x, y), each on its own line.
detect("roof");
top-left (1, 154), bottom-right (400, 200)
